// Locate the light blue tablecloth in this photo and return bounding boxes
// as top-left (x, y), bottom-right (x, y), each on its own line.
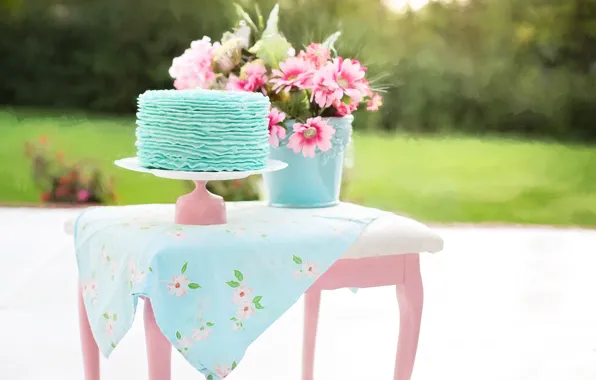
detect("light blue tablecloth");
top-left (75, 203), bottom-right (388, 379)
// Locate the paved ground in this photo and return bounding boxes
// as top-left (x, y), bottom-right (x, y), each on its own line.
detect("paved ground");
top-left (0, 208), bottom-right (595, 380)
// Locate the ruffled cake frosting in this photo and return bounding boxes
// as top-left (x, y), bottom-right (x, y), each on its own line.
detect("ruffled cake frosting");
top-left (136, 89), bottom-right (270, 172)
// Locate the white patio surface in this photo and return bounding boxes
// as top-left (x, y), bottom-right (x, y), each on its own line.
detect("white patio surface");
top-left (0, 207), bottom-right (595, 380)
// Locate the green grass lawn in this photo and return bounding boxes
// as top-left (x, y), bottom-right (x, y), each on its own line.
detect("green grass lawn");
top-left (2, 107), bottom-right (596, 227)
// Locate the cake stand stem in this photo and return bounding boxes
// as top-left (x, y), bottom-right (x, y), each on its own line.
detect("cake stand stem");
top-left (175, 180), bottom-right (227, 226)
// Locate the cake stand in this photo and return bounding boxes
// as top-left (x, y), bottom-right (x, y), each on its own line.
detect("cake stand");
top-left (115, 157), bottom-right (288, 226)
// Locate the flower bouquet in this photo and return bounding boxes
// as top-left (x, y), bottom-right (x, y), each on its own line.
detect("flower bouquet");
top-left (168, 3), bottom-right (384, 207)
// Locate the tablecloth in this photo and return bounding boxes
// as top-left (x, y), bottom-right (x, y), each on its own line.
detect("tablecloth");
top-left (75, 203), bottom-right (389, 379)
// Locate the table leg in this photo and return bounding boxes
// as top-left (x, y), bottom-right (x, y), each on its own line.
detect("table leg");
top-left (302, 289), bottom-right (322, 380)
top-left (79, 289), bottom-right (100, 380)
top-left (144, 299), bottom-right (172, 380)
top-left (394, 254), bottom-right (424, 380)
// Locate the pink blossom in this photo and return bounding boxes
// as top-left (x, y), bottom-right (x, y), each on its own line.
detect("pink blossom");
top-left (232, 285), bottom-right (253, 306)
top-left (236, 304), bottom-right (256, 320)
top-left (226, 60), bottom-right (268, 93)
top-left (297, 43), bottom-right (331, 68)
top-left (270, 57), bottom-right (314, 93)
top-left (310, 57), bottom-right (368, 108)
top-left (215, 366), bottom-right (233, 379)
top-left (268, 108), bottom-right (287, 147)
top-left (301, 261), bottom-right (319, 278)
top-left (287, 117), bottom-right (336, 158)
top-left (169, 37), bottom-right (217, 90)
top-left (77, 189), bottom-right (90, 202)
top-left (333, 99), bottom-right (359, 116)
top-left (367, 93), bottom-right (383, 111)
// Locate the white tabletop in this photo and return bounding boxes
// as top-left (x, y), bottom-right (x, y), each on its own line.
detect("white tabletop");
top-left (64, 202), bottom-right (443, 259)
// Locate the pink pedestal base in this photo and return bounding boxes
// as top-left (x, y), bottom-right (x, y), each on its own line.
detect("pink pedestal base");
top-left (175, 181), bottom-right (226, 226)
top-left (77, 254), bottom-right (423, 380)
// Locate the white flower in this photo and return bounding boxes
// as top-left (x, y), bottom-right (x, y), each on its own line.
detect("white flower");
top-left (232, 322), bottom-right (243, 331)
top-left (236, 304), bottom-right (256, 320)
top-left (167, 230), bottom-right (186, 239)
top-left (167, 274), bottom-right (190, 297)
top-left (82, 278), bottom-right (98, 304)
top-left (105, 320), bottom-right (115, 336)
top-left (301, 261), bottom-right (319, 278)
top-left (232, 285), bottom-right (253, 306)
top-left (192, 327), bottom-right (212, 341)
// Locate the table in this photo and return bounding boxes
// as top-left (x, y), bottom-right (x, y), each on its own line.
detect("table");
top-left (66, 202), bottom-right (443, 380)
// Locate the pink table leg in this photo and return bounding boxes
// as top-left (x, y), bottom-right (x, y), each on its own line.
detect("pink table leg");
top-left (302, 289), bottom-right (322, 380)
top-left (394, 254), bottom-right (424, 380)
top-left (79, 289), bottom-right (100, 380)
top-left (144, 299), bottom-right (172, 380)
top-left (175, 180), bottom-right (226, 226)
top-left (301, 254), bottom-right (424, 380)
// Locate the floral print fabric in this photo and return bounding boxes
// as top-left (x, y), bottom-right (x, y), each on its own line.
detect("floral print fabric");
top-left (74, 203), bottom-right (386, 379)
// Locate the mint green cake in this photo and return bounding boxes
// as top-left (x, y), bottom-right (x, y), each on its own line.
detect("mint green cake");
top-left (136, 89), bottom-right (270, 172)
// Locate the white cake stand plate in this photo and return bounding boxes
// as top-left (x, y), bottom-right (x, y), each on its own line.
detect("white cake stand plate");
top-left (114, 157), bottom-right (287, 226)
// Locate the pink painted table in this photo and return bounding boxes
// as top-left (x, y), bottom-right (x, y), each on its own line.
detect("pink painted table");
top-left (65, 202), bottom-right (443, 380)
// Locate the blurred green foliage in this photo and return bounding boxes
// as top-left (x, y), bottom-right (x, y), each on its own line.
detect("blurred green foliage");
top-left (1, 0), bottom-right (596, 139)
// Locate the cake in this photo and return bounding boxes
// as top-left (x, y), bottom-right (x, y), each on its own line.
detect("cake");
top-left (135, 89), bottom-right (270, 172)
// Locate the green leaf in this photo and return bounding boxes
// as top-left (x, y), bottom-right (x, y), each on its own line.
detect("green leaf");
top-left (111, 342), bottom-right (116, 348)
top-left (232, 361), bottom-right (237, 370)
top-left (253, 296), bottom-right (262, 304)
top-left (255, 3), bottom-right (264, 30)
top-left (233, 3), bottom-right (258, 33)
top-left (226, 281), bottom-right (241, 288)
top-left (113, 314), bottom-right (118, 321)
top-left (206, 322), bottom-right (215, 327)
top-left (176, 331), bottom-right (182, 340)
top-left (181, 262), bottom-right (188, 274)
top-left (148, 267), bottom-right (153, 272)
top-left (322, 31), bottom-right (342, 55)
top-left (103, 313), bottom-right (109, 319)
top-left (263, 3), bottom-right (280, 36)
top-left (255, 303), bottom-right (264, 310)
top-left (293, 255), bottom-right (303, 264)
top-left (188, 283), bottom-right (201, 289)
top-left (106, 256), bottom-right (111, 262)
top-left (234, 270), bottom-right (244, 282)
top-left (230, 317), bottom-right (237, 321)
top-left (207, 375), bottom-right (214, 380)
top-left (260, 233), bottom-right (267, 238)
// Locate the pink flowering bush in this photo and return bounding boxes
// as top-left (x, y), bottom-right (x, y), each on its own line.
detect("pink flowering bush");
top-left (168, 4), bottom-right (385, 157)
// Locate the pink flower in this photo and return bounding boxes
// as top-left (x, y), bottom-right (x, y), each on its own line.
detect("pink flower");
top-left (310, 57), bottom-right (368, 108)
top-left (77, 189), bottom-right (90, 202)
top-left (192, 327), bottom-right (212, 341)
top-left (167, 274), bottom-right (190, 297)
top-left (268, 108), bottom-right (287, 147)
top-left (270, 57), bottom-right (314, 93)
top-left (82, 278), bottom-right (98, 304)
top-left (287, 117), bottom-right (336, 158)
top-left (233, 285), bottom-right (253, 306)
top-left (367, 93), bottom-right (383, 111)
top-left (169, 37), bottom-right (217, 90)
top-left (333, 99), bottom-right (359, 116)
top-left (215, 366), bottom-right (233, 379)
top-left (236, 304), bottom-right (256, 320)
top-left (301, 261), bottom-right (319, 278)
top-left (167, 230), bottom-right (186, 239)
top-left (297, 43), bottom-right (331, 68)
top-left (226, 60), bottom-right (268, 93)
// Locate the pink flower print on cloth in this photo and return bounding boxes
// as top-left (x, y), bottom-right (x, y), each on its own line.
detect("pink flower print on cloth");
top-left (81, 278), bottom-right (99, 304)
top-left (167, 262), bottom-right (201, 297)
top-left (192, 313), bottom-right (215, 342)
top-left (232, 285), bottom-right (252, 306)
top-left (129, 260), bottom-right (146, 289)
top-left (167, 228), bottom-right (186, 239)
top-left (174, 331), bottom-right (194, 356)
top-left (226, 270), bottom-right (264, 330)
top-left (103, 311), bottom-right (118, 336)
top-left (207, 362), bottom-right (237, 380)
top-left (292, 255), bottom-right (320, 278)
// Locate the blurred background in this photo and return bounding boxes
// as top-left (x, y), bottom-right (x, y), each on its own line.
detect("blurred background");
top-left (1, 0), bottom-right (595, 226)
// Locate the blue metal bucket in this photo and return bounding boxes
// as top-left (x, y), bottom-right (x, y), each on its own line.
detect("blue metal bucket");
top-left (263, 116), bottom-right (353, 208)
